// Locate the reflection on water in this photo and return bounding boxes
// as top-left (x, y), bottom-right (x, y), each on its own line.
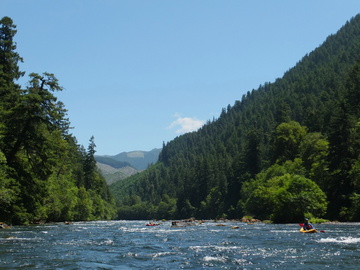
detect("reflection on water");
top-left (1, 221), bottom-right (360, 269)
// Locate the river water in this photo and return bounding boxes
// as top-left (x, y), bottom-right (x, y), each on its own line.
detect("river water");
top-left (1, 220), bottom-right (359, 269)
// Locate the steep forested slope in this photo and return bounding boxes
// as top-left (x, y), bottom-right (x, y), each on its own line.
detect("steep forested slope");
top-left (111, 14), bottom-right (360, 222)
top-left (0, 17), bottom-right (117, 225)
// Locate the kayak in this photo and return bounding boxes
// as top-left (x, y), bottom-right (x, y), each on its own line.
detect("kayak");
top-left (146, 223), bottom-right (160, 226)
top-left (300, 228), bottom-right (318, 233)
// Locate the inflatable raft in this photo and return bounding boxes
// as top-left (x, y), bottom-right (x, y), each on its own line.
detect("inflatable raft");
top-left (146, 223), bottom-right (160, 226)
top-left (300, 228), bottom-right (318, 233)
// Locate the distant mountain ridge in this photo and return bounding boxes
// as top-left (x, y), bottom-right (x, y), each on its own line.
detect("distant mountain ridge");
top-left (110, 148), bottom-right (161, 170)
top-left (95, 156), bottom-right (132, 169)
top-left (96, 148), bottom-right (161, 171)
top-left (96, 162), bottom-right (138, 185)
top-left (95, 148), bottom-right (161, 184)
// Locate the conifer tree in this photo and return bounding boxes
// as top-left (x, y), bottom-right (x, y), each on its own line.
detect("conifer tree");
top-left (0, 16), bottom-right (24, 98)
top-left (0, 17), bottom-right (117, 224)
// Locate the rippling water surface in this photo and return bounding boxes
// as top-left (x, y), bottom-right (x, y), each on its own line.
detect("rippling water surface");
top-left (1, 220), bottom-right (360, 269)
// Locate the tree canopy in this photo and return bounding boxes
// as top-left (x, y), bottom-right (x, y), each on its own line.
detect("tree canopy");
top-left (111, 14), bottom-right (360, 222)
top-left (0, 17), bottom-right (117, 225)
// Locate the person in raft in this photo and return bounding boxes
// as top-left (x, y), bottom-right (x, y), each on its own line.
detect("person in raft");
top-left (303, 218), bottom-right (315, 231)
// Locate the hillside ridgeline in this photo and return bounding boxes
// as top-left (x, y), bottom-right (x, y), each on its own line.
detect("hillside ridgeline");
top-left (110, 14), bottom-right (360, 223)
top-left (95, 149), bottom-right (161, 184)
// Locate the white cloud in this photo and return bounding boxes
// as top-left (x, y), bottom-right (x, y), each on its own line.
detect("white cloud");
top-left (168, 115), bottom-right (205, 134)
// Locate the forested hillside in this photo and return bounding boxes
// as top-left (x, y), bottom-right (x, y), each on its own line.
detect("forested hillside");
top-left (0, 17), bottom-right (117, 225)
top-left (111, 14), bottom-right (360, 222)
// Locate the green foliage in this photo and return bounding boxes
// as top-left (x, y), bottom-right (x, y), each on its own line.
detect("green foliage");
top-left (110, 14), bottom-right (360, 222)
top-left (243, 171), bottom-right (327, 223)
top-left (274, 121), bottom-right (307, 163)
top-left (348, 193), bottom-right (360, 221)
top-left (0, 17), bottom-right (117, 224)
top-left (0, 150), bottom-right (19, 221)
top-left (299, 132), bottom-right (329, 179)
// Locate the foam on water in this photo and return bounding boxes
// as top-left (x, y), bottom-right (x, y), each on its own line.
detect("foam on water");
top-left (203, 255), bottom-right (227, 263)
top-left (2, 221), bottom-right (360, 269)
top-left (152, 251), bottom-right (177, 258)
top-left (189, 244), bottom-right (242, 253)
top-left (317, 237), bottom-right (360, 244)
top-left (0, 237), bottom-right (29, 241)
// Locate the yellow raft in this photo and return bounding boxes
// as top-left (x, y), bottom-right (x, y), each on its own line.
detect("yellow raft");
top-left (300, 228), bottom-right (318, 233)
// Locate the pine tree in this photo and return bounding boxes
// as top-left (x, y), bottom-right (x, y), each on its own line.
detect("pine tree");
top-left (0, 16), bottom-right (24, 85)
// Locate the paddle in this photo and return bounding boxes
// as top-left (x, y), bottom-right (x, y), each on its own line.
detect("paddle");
top-left (299, 223), bottom-right (325, 233)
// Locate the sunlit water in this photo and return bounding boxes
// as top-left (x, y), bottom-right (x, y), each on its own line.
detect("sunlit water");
top-left (1, 220), bottom-right (360, 269)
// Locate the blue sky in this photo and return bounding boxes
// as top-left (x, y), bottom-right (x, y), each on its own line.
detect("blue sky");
top-left (3, 1), bottom-right (360, 155)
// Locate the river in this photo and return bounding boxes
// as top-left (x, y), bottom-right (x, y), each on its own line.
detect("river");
top-left (1, 220), bottom-right (359, 269)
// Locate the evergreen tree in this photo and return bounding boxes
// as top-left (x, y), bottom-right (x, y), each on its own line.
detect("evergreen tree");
top-left (109, 14), bottom-right (360, 221)
top-left (327, 101), bottom-right (356, 220)
top-left (84, 136), bottom-right (97, 190)
top-left (0, 16), bottom-right (23, 107)
top-left (0, 17), bottom-right (117, 224)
